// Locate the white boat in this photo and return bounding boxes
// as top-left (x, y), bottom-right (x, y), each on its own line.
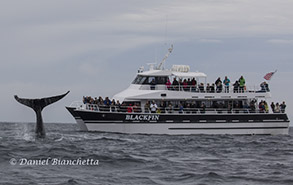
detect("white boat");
top-left (66, 46), bottom-right (289, 135)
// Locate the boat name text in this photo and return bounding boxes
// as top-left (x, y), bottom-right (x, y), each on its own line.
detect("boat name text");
top-left (125, 114), bottom-right (160, 121)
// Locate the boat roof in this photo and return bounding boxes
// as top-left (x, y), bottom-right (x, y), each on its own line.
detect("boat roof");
top-left (138, 70), bottom-right (207, 78)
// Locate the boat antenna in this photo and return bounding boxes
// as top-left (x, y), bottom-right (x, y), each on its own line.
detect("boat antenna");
top-left (157, 44), bottom-right (173, 70)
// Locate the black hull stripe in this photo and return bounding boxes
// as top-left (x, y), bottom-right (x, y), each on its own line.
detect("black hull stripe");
top-left (169, 127), bottom-right (289, 130)
top-left (84, 121), bottom-right (289, 124)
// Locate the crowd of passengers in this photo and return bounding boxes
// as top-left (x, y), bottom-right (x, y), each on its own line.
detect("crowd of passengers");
top-left (83, 96), bottom-right (286, 114)
top-left (152, 75), bottom-right (269, 93)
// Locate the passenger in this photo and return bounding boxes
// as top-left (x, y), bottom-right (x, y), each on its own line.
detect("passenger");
top-left (206, 83), bottom-right (211, 93)
top-left (150, 101), bottom-right (158, 113)
top-left (223, 76), bottom-right (230, 93)
top-left (264, 101), bottom-right (269, 113)
top-left (133, 103), bottom-right (138, 113)
top-left (104, 97), bottom-right (112, 111)
top-left (215, 77), bottom-right (222, 93)
top-left (250, 100), bottom-right (256, 113)
top-left (156, 108), bottom-right (161, 114)
top-left (280, 101), bottom-right (286, 113)
top-left (259, 82), bottom-right (266, 92)
top-left (94, 97), bottom-right (99, 104)
top-left (275, 103), bottom-right (281, 113)
top-left (210, 83), bottom-right (215, 93)
top-left (264, 82), bottom-right (270, 92)
top-left (166, 79), bottom-right (171, 90)
top-left (127, 104), bottom-right (133, 113)
top-left (243, 102), bottom-right (249, 113)
top-left (160, 101), bottom-right (166, 113)
top-left (166, 103), bottom-right (173, 113)
top-left (84, 96), bottom-right (93, 104)
top-left (191, 78), bottom-right (197, 92)
top-left (200, 103), bottom-right (206, 113)
top-left (199, 83), bottom-right (205, 93)
top-left (215, 77), bottom-right (223, 93)
top-left (233, 80), bottom-right (239, 93)
top-left (183, 79), bottom-right (188, 91)
top-left (144, 101), bottom-right (150, 113)
top-left (217, 81), bottom-right (223, 93)
top-left (239, 76), bottom-right (245, 93)
top-left (186, 103), bottom-right (191, 113)
top-left (104, 97), bottom-right (111, 106)
top-left (150, 79), bottom-right (156, 90)
top-left (172, 78), bottom-right (179, 91)
top-left (98, 98), bottom-right (104, 106)
top-left (121, 103), bottom-right (127, 112)
top-left (83, 96), bottom-right (87, 104)
top-left (187, 79), bottom-right (192, 91)
top-left (138, 103), bottom-right (142, 113)
top-left (270, 102), bottom-right (275, 113)
top-left (116, 100), bottom-right (121, 112)
top-left (234, 102), bottom-right (240, 113)
top-left (259, 101), bottom-right (265, 113)
top-left (191, 101), bottom-right (197, 113)
top-left (179, 104), bottom-right (184, 114)
top-left (110, 99), bottom-right (116, 112)
top-left (98, 97), bottom-right (105, 111)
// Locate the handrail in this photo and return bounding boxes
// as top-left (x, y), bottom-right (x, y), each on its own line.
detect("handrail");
top-left (79, 103), bottom-right (281, 114)
top-left (69, 101), bottom-right (84, 109)
top-left (141, 84), bottom-right (269, 94)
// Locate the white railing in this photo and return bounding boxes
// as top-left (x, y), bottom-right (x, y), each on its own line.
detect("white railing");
top-left (140, 84), bottom-right (269, 94)
top-left (69, 101), bottom-right (85, 110)
top-left (80, 104), bottom-right (279, 114)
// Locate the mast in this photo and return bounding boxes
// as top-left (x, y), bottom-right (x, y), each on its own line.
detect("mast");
top-left (157, 44), bottom-right (173, 70)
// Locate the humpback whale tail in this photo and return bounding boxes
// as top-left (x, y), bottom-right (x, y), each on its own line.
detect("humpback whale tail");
top-left (14, 91), bottom-right (70, 138)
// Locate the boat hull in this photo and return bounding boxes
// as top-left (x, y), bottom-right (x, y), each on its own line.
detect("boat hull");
top-left (66, 107), bottom-right (290, 135)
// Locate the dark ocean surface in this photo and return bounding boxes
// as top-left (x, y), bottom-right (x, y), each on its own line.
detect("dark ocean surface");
top-left (0, 122), bottom-right (293, 185)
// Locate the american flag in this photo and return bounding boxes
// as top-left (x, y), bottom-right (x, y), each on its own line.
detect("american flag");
top-left (264, 70), bottom-right (277, 80)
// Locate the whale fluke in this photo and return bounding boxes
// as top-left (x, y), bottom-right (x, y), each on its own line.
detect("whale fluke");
top-left (14, 91), bottom-right (70, 138)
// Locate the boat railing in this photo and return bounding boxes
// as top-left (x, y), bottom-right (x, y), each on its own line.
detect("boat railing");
top-left (82, 104), bottom-right (278, 114)
top-left (69, 101), bottom-right (86, 110)
top-left (141, 84), bottom-right (269, 94)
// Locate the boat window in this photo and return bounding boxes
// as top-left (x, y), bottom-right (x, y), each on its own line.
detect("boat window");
top-left (148, 77), bottom-right (155, 84)
top-left (133, 76), bottom-right (169, 85)
top-left (132, 76), bottom-right (142, 84)
top-left (132, 76), bottom-right (147, 84)
top-left (139, 77), bottom-right (147, 84)
top-left (156, 77), bottom-right (168, 84)
top-left (147, 76), bottom-right (168, 85)
top-left (143, 99), bottom-right (250, 109)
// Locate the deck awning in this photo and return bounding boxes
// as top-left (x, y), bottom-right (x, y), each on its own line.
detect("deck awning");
top-left (171, 72), bottom-right (207, 78)
top-left (138, 70), bottom-right (207, 78)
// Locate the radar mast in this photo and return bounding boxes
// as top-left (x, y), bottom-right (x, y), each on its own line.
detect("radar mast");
top-left (157, 44), bottom-right (173, 70)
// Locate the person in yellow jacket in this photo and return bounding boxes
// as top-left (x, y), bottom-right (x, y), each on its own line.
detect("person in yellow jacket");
top-left (239, 76), bottom-right (245, 93)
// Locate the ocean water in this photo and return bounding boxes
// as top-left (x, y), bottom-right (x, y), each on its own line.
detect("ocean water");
top-left (0, 122), bottom-right (293, 185)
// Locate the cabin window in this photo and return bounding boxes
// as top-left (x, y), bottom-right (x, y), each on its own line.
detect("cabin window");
top-left (132, 76), bottom-right (142, 84)
top-left (132, 76), bottom-right (147, 84)
top-left (132, 76), bottom-right (168, 85)
top-left (147, 76), bottom-right (168, 85)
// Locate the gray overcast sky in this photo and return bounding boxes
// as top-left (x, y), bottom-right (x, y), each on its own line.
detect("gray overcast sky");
top-left (0, 0), bottom-right (292, 123)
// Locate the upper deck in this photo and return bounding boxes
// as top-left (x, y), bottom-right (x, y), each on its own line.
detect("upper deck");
top-left (113, 65), bottom-right (270, 102)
